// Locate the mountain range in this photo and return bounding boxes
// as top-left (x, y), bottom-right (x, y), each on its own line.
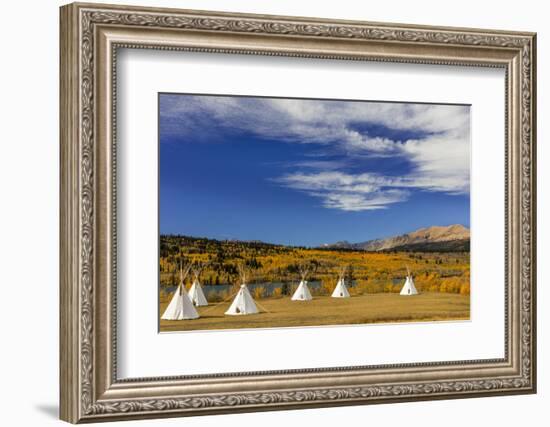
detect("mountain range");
top-left (321, 224), bottom-right (470, 252)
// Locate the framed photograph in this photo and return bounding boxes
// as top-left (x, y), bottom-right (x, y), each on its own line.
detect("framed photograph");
top-left (60, 2), bottom-right (537, 423)
top-left (157, 93), bottom-right (472, 332)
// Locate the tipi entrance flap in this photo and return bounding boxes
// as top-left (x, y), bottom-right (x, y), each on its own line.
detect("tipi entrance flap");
top-left (291, 280), bottom-right (313, 301)
top-left (225, 284), bottom-right (259, 315)
top-left (400, 274), bottom-right (419, 296)
top-left (331, 278), bottom-right (350, 298)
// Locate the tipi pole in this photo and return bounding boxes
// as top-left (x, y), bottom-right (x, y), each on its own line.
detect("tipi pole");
top-left (253, 298), bottom-right (271, 314)
top-left (199, 289), bottom-right (239, 315)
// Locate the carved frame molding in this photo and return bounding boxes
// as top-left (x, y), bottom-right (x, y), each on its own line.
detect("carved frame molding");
top-left (60, 2), bottom-right (536, 423)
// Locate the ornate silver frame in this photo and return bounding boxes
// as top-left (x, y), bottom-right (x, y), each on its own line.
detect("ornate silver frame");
top-left (60, 2), bottom-right (536, 423)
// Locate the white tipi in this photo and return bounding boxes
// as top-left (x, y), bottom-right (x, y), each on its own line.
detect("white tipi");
top-left (161, 264), bottom-right (200, 320)
top-left (331, 267), bottom-right (350, 298)
top-left (225, 265), bottom-right (259, 316)
top-left (188, 266), bottom-right (208, 306)
top-left (291, 264), bottom-right (313, 301)
top-left (400, 267), bottom-right (419, 296)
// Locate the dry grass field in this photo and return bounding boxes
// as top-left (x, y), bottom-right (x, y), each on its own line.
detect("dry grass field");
top-left (159, 292), bottom-right (470, 332)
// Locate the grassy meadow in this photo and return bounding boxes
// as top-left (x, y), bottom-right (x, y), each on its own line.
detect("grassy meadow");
top-left (159, 235), bottom-right (470, 332)
top-left (160, 292), bottom-right (470, 332)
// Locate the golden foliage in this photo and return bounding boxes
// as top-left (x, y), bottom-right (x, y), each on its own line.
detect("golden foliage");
top-left (160, 236), bottom-right (470, 296)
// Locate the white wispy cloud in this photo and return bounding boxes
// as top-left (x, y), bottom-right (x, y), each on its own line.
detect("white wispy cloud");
top-left (275, 170), bottom-right (466, 211)
top-left (321, 191), bottom-right (409, 211)
top-left (288, 160), bottom-right (347, 170)
top-left (161, 95), bottom-right (470, 211)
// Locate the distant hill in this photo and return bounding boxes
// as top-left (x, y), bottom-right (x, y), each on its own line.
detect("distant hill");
top-left (321, 224), bottom-right (470, 252)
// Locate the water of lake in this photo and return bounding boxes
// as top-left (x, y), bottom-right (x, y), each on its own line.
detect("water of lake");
top-left (162, 280), bottom-right (356, 298)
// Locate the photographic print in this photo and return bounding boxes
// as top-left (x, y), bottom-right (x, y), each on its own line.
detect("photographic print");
top-left (159, 93), bottom-right (471, 332)
top-left (60, 5), bottom-right (536, 419)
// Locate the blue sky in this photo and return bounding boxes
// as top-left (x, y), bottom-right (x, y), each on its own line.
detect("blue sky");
top-left (159, 94), bottom-right (470, 247)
